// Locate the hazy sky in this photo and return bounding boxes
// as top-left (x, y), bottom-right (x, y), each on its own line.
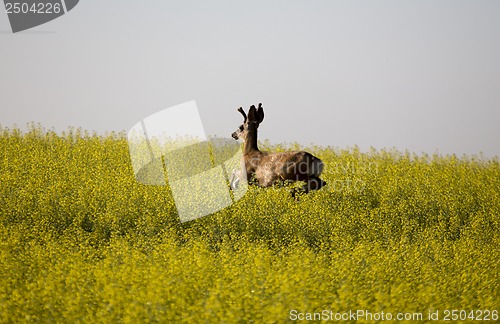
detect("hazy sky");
top-left (1, 1), bottom-right (499, 157)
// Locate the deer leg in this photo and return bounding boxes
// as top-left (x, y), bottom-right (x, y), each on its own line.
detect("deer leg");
top-left (302, 177), bottom-right (326, 193)
top-left (229, 169), bottom-right (240, 190)
top-left (258, 177), bottom-right (276, 187)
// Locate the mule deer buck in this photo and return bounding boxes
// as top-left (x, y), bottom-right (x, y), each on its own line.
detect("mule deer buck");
top-left (230, 103), bottom-right (326, 195)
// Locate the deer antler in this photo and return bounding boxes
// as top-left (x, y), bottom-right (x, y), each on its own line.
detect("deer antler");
top-left (256, 103), bottom-right (264, 124)
top-left (237, 107), bottom-right (247, 123)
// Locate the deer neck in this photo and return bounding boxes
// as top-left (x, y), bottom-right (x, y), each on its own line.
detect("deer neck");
top-left (244, 127), bottom-right (259, 155)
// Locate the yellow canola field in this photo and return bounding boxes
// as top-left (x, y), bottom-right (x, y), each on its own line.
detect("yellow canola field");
top-left (0, 127), bottom-right (498, 323)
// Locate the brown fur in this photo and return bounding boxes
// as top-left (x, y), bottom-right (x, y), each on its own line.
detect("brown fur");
top-left (232, 104), bottom-right (326, 192)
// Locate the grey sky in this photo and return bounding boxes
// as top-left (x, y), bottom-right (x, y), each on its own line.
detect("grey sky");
top-left (1, 1), bottom-right (499, 157)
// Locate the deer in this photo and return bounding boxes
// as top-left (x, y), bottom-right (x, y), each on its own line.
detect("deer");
top-left (230, 103), bottom-right (326, 196)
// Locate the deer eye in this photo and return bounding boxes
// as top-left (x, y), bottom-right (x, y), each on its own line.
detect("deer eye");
top-left (239, 125), bottom-right (244, 131)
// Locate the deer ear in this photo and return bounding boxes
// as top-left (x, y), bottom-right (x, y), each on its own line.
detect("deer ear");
top-left (257, 103), bottom-right (264, 124)
top-left (247, 105), bottom-right (257, 122)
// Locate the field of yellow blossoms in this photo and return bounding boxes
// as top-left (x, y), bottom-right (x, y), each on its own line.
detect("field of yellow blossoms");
top-left (1, 126), bottom-right (498, 322)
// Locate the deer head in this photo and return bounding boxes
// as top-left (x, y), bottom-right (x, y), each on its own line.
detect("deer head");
top-left (231, 103), bottom-right (264, 146)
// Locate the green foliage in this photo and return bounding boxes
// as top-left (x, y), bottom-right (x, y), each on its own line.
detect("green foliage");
top-left (1, 126), bottom-right (498, 323)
